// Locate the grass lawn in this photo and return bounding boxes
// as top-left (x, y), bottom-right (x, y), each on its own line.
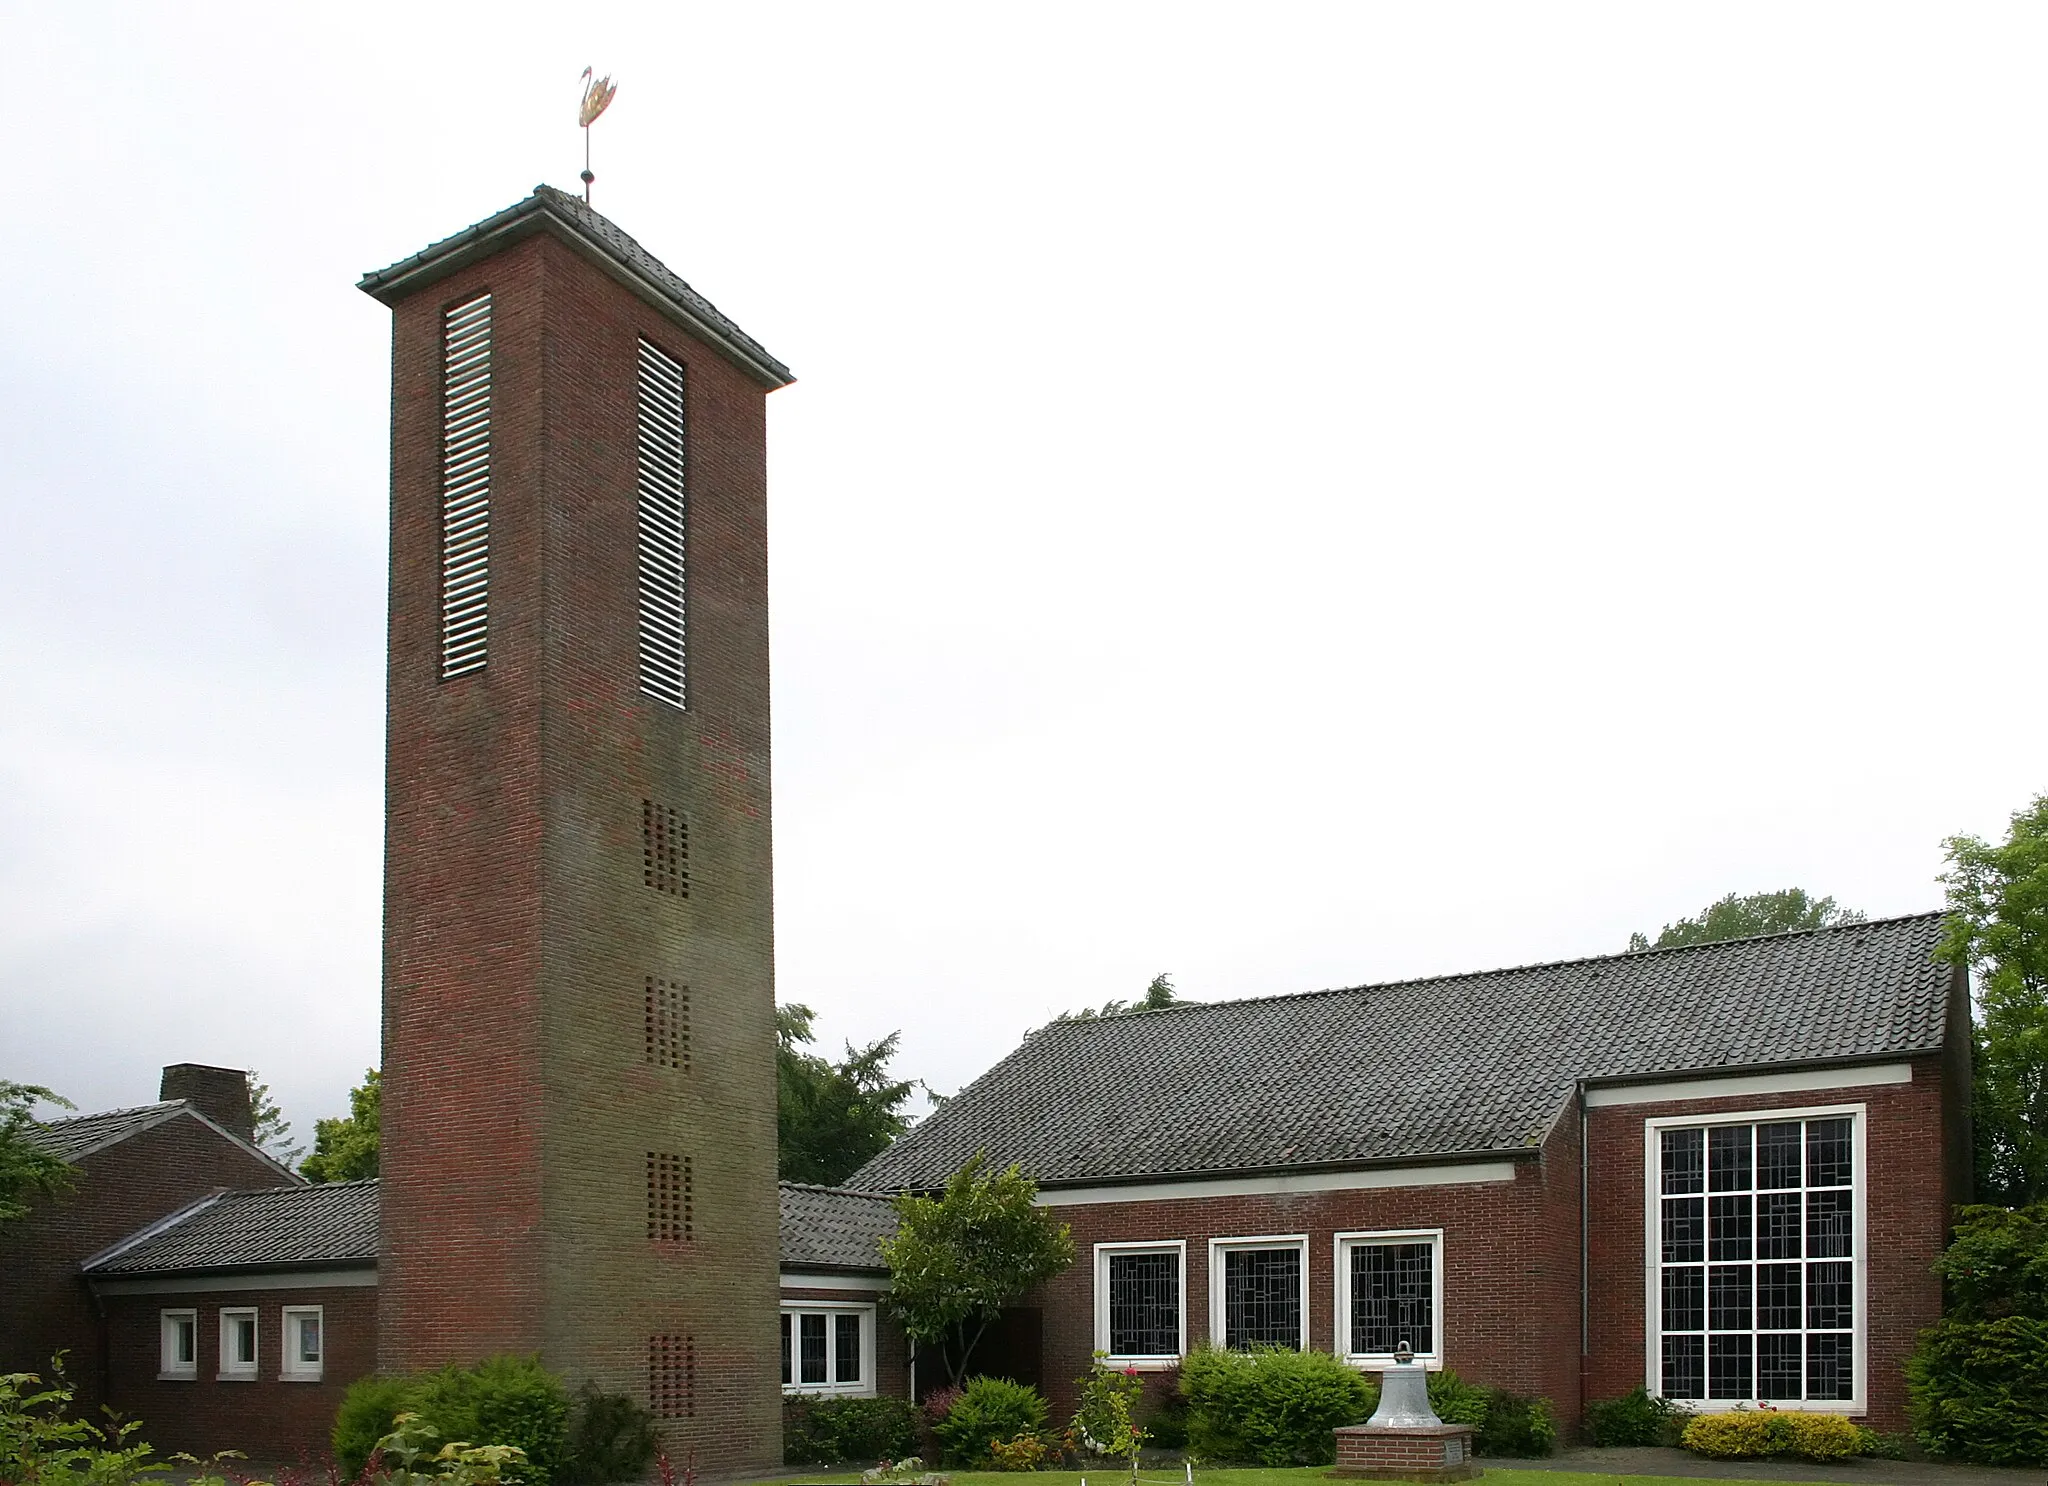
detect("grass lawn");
top-left (765, 1473), bottom-right (1824, 1486)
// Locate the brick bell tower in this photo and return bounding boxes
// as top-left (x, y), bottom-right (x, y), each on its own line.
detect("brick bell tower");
top-left (359, 187), bottom-right (792, 1473)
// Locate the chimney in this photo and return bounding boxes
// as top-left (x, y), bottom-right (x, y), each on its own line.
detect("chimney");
top-left (159, 1064), bottom-right (254, 1143)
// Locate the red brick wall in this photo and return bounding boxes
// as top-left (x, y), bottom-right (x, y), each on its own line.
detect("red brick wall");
top-left (0, 1113), bottom-right (289, 1410)
top-left (1031, 1144), bottom-right (1575, 1425)
top-left (100, 1284), bottom-right (376, 1463)
top-left (377, 215), bottom-right (783, 1475)
top-left (1582, 1058), bottom-right (1952, 1431)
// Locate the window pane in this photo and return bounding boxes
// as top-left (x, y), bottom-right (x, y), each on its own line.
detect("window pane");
top-left (1660, 1267), bottom-right (1703, 1333)
top-left (176, 1318), bottom-right (195, 1364)
top-left (1806, 1118), bottom-right (1853, 1188)
top-left (1755, 1123), bottom-right (1802, 1190)
top-left (1758, 1333), bottom-right (1802, 1400)
top-left (1661, 1129), bottom-right (1704, 1194)
top-left (1807, 1333), bottom-right (1854, 1401)
top-left (835, 1314), bottom-right (862, 1384)
top-left (298, 1315), bottom-right (322, 1363)
top-left (1807, 1190), bottom-right (1853, 1258)
top-left (800, 1313), bottom-right (827, 1385)
top-left (1662, 1335), bottom-right (1704, 1399)
top-left (1351, 1242), bottom-right (1433, 1355)
top-left (1108, 1251), bottom-right (1180, 1357)
top-left (1708, 1334), bottom-right (1753, 1399)
top-left (1661, 1197), bottom-right (1704, 1263)
top-left (1708, 1195), bottom-right (1752, 1260)
top-left (1708, 1266), bottom-right (1751, 1331)
top-left (1807, 1262), bottom-right (1853, 1330)
top-left (1757, 1264), bottom-right (1801, 1330)
top-left (231, 1315), bottom-right (255, 1364)
top-left (1224, 1247), bottom-right (1301, 1350)
top-left (1708, 1125), bottom-right (1752, 1192)
top-left (780, 1314), bottom-right (791, 1386)
top-left (1758, 1193), bottom-right (1802, 1259)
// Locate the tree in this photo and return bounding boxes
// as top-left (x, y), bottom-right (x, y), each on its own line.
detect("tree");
top-left (1627, 890), bottom-right (1865, 953)
top-left (1058, 972), bottom-right (1185, 1021)
top-left (245, 1071), bottom-right (304, 1168)
top-left (778, 1004), bottom-right (917, 1187)
top-left (300, 1068), bottom-right (380, 1184)
top-left (0, 1081), bottom-right (75, 1223)
top-left (1940, 795), bottom-right (2048, 1208)
top-left (1905, 1202), bottom-right (2048, 1462)
top-left (879, 1154), bottom-right (1075, 1388)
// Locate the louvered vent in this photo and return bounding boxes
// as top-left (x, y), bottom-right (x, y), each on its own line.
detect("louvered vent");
top-left (636, 339), bottom-right (688, 708)
top-left (440, 293), bottom-right (494, 678)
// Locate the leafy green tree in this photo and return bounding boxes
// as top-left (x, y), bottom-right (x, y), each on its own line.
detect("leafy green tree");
top-left (1628, 890), bottom-right (1865, 952)
top-left (777, 1004), bottom-right (917, 1186)
top-left (1940, 795), bottom-right (2048, 1207)
top-left (1906, 1202), bottom-right (2048, 1463)
top-left (245, 1071), bottom-right (304, 1168)
top-left (0, 1082), bottom-right (74, 1223)
top-left (300, 1068), bottom-right (381, 1184)
top-left (879, 1154), bottom-right (1075, 1388)
top-left (1058, 972), bottom-right (1185, 1021)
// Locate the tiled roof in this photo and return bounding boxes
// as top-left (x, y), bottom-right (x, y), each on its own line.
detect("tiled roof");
top-left (85, 1181), bottom-right (378, 1276)
top-left (358, 185), bottom-right (793, 388)
top-left (22, 1101), bottom-right (184, 1162)
top-left (852, 914), bottom-right (1955, 1191)
top-left (780, 1182), bottom-right (898, 1273)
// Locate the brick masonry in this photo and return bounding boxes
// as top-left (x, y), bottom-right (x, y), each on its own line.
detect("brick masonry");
top-left (0, 1113), bottom-right (288, 1412)
top-left (98, 1284), bottom-right (376, 1462)
top-left (1332, 1423), bottom-right (1480, 1481)
top-left (376, 221), bottom-right (783, 1474)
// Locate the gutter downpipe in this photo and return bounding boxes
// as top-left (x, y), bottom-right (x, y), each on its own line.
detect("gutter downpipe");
top-left (82, 1273), bottom-right (110, 1409)
top-left (1578, 1079), bottom-right (1590, 1367)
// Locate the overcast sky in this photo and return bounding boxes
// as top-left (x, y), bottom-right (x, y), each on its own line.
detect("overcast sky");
top-left (3, 4), bottom-right (2044, 1152)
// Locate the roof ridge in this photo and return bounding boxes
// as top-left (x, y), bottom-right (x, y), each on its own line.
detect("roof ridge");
top-left (781, 1180), bottom-right (895, 1200)
top-left (1039, 910), bottom-right (1947, 1027)
top-left (41, 1099), bottom-right (180, 1127)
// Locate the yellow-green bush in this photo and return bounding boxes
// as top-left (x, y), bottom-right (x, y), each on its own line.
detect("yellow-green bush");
top-left (1681, 1409), bottom-right (1862, 1461)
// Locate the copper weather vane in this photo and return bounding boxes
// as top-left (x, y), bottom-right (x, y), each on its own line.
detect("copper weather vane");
top-left (579, 67), bottom-right (618, 204)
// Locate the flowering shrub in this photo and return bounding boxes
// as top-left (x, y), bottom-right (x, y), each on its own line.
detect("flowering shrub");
top-left (860, 1454), bottom-right (950, 1485)
top-left (985, 1434), bottom-right (1049, 1471)
top-left (930, 1378), bottom-right (1048, 1469)
top-left (1069, 1354), bottom-right (1147, 1473)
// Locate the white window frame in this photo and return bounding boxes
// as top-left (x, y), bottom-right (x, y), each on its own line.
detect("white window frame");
top-left (1334, 1228), bottom-right (1446, 1370)
top-left (158, 1309), bottom-right (197, 1380)
top-left (1208, 1234), bottom-right (1310, 1351)
top-left (1092, 1240), bottom-right (1187, 1369)
top-left (780, 1302), bottom-right (876, 1397)
top-left (218, 1307), bottom-right (259, 1380)
top-left (280, 1305), bottom-right (324, 1382)
top-left (1641, 1103), bottom-right (1868, 1415)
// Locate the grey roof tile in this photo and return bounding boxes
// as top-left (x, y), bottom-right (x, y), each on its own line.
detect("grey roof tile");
top-left (23, 1102), bottom-right (184, 1162)
top-left (779, 1182), bottom-right (897, 1273)
top-left (85, 1181), bottom-right (378, 1275)
top-left (851, 913), bottom-right (1955, 1191)
top-left (358, 185), bottom-right (792, 387)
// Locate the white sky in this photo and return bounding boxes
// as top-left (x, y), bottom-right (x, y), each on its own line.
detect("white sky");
top-left (3, 4), bottom-right (2043, 1152)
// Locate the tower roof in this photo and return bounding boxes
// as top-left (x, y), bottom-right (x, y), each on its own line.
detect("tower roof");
top-left (358, 185), bottom-right (793, 389)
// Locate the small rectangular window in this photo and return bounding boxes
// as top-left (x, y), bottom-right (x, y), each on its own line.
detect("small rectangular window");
top-left (219, 1308), bottom-right (258, 1379)
top-left (440, 292), bottom-right (493, 679)
top-left (645, 977), bottom-right (689, 1070)
top-left (646, 1152), bottom-right (692, 1241)
top-left (1337, 1229), bottom-right (1444, 1365)
top-left (281, 1306), bottom-right (323, 1381)
top-left (1210, 1236), bottom-right (1307, 1352)
top-left (779, 1306), bottom-right (873, 1396)
top-left (1094, 1242), bottom-right (1185, 1364)
top-left (648, 1333), bottom-right (694, 1418)
top-left (159, 1310), bottom-right (197, 1380)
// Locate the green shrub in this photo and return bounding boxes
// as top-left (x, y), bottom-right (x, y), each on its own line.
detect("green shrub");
top-left (1681, 1410), bottom-right (1862, 1462)
top-left (558, 1384), bottom-right (657, 1486)
top-left (1583, 1386), bottom-right (1689, 1447)
top-left (1682, 1411), bottom-right (1773, 1458)
top-left (784, 1394), bottom-right (922, 1467)
top-left (334, 1358), bottom-right (569, 1483)
top-left (1909, 1202), bottom-right (2048, 1465)
top-left (1423, 1369), bottom-right (1489, 1428)
top-left (1856, 1427), bottom-right (1908, 1460)
top-left (931, 1377), bottom-right (1048, 1468)
top-left (1178, 1346), bottom-right (1373, 1466)
top-left (1474, 1391), bottom-right (1557, 1457)
top-left (336, 1375), bottom-right (413, 1476)
top-left (1142, 1370), bottom-right (1189, 1451)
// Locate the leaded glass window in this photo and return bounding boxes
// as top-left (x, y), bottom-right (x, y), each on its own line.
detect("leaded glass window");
top-left (1655, 1115), bottom-right (1857, 1406)
top-left (1105, 1249), bottom-right (1182, 1358)
top-left (1222, 1246), bottom-right (1302, 1349)
top-left (1340, 1231), bottom-right (1443, 1360)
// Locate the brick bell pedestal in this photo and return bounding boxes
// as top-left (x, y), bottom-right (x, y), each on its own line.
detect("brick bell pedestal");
top-left (1330, 1353), bottom-right (1480, 1483)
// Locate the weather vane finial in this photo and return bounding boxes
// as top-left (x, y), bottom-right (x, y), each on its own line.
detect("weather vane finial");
top-left (578, 67), bottom-right (618, 205)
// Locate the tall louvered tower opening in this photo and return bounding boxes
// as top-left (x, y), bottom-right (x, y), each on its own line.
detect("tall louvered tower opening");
top-left (360, 188), bottom-right (793, 1475)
